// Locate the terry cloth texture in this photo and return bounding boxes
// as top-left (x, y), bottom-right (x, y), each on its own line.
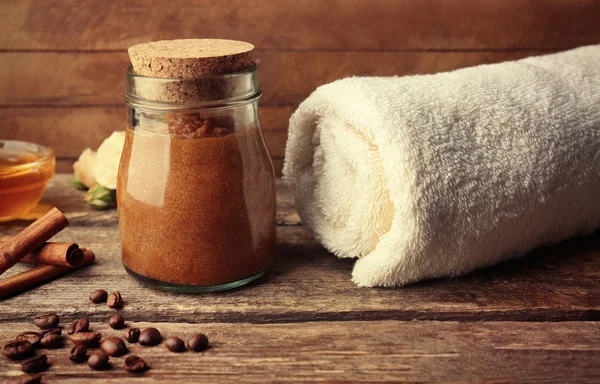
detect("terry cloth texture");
top-left (283, 45), bottom-right (600, 287)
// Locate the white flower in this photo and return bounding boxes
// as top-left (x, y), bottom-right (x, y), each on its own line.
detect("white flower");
top-left (94, 131), bottom-right (126, 190)
top-left (73, 148), bottom-right (98, 188)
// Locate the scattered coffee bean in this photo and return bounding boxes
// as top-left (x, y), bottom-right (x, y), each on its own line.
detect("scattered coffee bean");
top-left (69, 332), bottom-right (102, 348)
top-left (33, 314), bottom-right (59, 330)
top-left (124, 328), bottom-right (140, 343)
top-left (40, 333), bottom-right (63, 349)
top-left (67, 317), bottom-right (89, 334)
top-left (165, 336), bottom-right (186, 352)
top-left (138, 328), bottom-right (162, 346)
top-left (15, 332), bottom-right (42, 348)
top-left (15, 373), bottom-right (42, 384)
top-left (108, 314), bottom-right (125, 329)
top-left (89, 289), bottom-right (108, 303)
top-left (21, 354), bottom-right (47, 373)
top-left (69, 345), bottom-right (88, 363)
top-left (88, 351), bottom-right (109, 370)
top-left (124, 355), bottom-right (149, 373)
top-left (187, 334), bottom-right (209, 352)
top-left (100, 337), bottom-right (128, 357)
top-left (3, 340), bottom-right (33, 360)
top-left (107, 291), bottom-right (124, 308)
top-left (40, 328), bottom-right (62, 336)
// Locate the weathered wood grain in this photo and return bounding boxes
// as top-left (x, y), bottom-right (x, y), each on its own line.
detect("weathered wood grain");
top-left (55, 159), bottom-right (74, 173)
top-left (3, 0), bottom-right (599, 380)
top-left (0, 107), bottom-right (292, 157)
top-left (0, 175), bottom-right (598, 324)
top-left (2, 0), bottom-right (599, 50)
top-left (0, 104), bottom-right (290, 173)
top-left (0, 50), bottom-right (543, 106)
top-left (0, 49), bottom-right (553, 166)
top-left (0, 321), bottom-right (599, 383)
top-left (1, 224), bottom-right (599, 323)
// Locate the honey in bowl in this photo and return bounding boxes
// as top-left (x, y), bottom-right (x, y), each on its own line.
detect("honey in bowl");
top-left (0, 141), bottom-right (55, 222)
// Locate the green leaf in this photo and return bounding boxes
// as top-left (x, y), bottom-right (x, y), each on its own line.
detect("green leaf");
top-left (87, 199), bottom-right (113, 210)
top-left (71, 174), bottom-right (88, 190)
top-left (85, 184), bottom-right (116, 210)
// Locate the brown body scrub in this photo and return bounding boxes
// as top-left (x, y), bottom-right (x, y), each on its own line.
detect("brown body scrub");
top-left (119, 39), bottom-right (276, 290)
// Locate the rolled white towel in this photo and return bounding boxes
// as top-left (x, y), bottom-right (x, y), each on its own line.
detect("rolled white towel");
top-left (283, 45), bottom-right (600, 287)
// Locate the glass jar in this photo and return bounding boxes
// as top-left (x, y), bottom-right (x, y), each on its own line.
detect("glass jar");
top-left (119, 63), bottom-right (277, 292)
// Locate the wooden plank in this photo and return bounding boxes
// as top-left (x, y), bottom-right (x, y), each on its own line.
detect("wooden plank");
top-left (0, 321), bottom-right (599, 383)
top-left (0, 50), bottom-right (543, 106)
top-left (55, 159), bottom-right (78, 174)
top-left (0, 107), bottom-right (292, 158)
top-left (2, 0), bottom-right (599, 50)
top-left (0, 177), bottom-right (599, 323)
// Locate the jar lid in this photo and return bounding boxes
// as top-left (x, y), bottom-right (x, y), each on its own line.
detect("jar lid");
top-left (128, 39), bottom-right (254, 78)
top-left (125, 39), bottom-right (260, 107)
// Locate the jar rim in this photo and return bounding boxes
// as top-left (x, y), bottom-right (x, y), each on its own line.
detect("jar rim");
top-left (124, 63), bottom-right (262, 111)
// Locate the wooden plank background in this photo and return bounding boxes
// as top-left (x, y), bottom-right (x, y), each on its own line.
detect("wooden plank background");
top-left (1, 0), bottom-right (600, 175)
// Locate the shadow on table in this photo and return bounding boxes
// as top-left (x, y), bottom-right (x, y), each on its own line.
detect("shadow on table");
top-left (238, 240), bottom-right (353, 291)
top-left (403, 229), bottom-right (600, 294)
top-left (271, 227), bottom-right (600, 292)
top-left (256, 227), bottom-right (600, 293)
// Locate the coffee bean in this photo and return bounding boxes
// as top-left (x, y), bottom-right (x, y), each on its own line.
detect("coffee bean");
top-left (33, 314), bottom-right (59, 330)
top-left (107, 291), bottom-right (124, 308)
top-left (40, 328), bottom-right (61, 336)
top-left (69, 345), bottom-right (88, 363)
top-left (89, 289), bottom-right (108, 303)
top-left (40, 333), bottom-right (62, 349)
top-left (21, 354), bottom-right (47, 373)
top-left (69, 332), bottom-right (102, 348)
top-left (15, 332), bottom-right (42, 348)
top-left (124, 328), bottom-right (140, 343)
top-left (100, 337), bottom-right (127, 357)
top-left (108, 314), bottom-right (125, 329)
top-left (15, 373), bottom-right (42, 384)
top-left (138, 328), bottom-right (162, 346)
top-left (88, 351), bottom-right (109, 370)
top-left (3, 340), bottom-right (33, 360)
top-left (165, 336), bottom-right (186, 352)
top-left (187, 334), bottom-right (209, 352)
top-left (124, 355), bottom-right (149, 373)
top-left (67, 317), bottom-right (89, 334)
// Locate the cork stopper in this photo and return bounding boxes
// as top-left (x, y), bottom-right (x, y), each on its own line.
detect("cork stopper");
top-left (128, 39), bottom-right (255, 78)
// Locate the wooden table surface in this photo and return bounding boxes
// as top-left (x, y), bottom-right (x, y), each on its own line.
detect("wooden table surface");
top-left (1, 174), bottom-right (599, 383)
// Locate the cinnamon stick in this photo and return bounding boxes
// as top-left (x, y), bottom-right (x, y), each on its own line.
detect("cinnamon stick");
top-left (0, 236), bottom-right (83, 267)
top-left (0, 249), bottom-right (95, 299)
top-left (0, 207), bottom-right (69, 275)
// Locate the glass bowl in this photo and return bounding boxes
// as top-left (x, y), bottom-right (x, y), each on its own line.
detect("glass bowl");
top-left (0, 140), bottom-right (56, 222)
